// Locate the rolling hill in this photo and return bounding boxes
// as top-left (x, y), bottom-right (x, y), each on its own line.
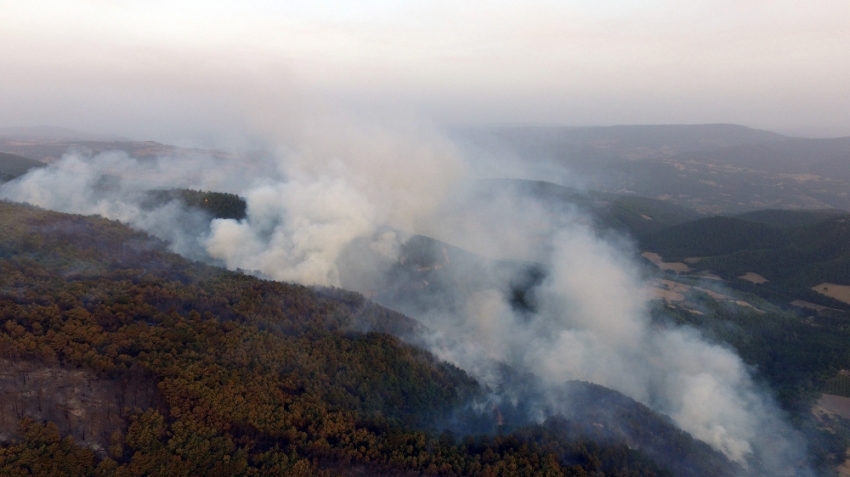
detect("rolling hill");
top-left (733, 209), bottom-right (849, 228)
top-left (479, 179), bottom-right (704, 236)
top-left (0, 200), bottom-right (745, 477)
top-left (457, 125), bottom-right (850, 213)
top-left (0, 152), bottom-right (45, 182)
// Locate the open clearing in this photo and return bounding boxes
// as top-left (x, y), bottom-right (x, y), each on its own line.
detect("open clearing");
top-left (641, 252), bottom-right (691, 273)
top-left (791, 300), bottom-right (837, 313)
top-left (648, 278), bottom-right (763, 313)
top-left (815, 394), bottom-right (850, 420)
top-left (812, 283), bottom-right (850, 305)
top-left (739, 272), bottom-right (768, 284)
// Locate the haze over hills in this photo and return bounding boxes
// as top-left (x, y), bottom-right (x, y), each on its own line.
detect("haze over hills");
top-left (2, 123), bottom-right (850, 476)
top-left (5, 0), bottom-right (850, 474)
top-left (0, 127), bottom-right (236, 165)
top-left (457, 124), bottom-right (850, 213)
top-left (455, 124), bottom-right (789, 161)
top-left (5, 122), bottom-right (850, 214)
top-left (0, 126), bottom-right (130, 142)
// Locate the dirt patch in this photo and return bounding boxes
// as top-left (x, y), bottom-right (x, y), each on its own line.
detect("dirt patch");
top-left (812, 283), bottom-right (850, 305)
top-left (695, 287), bottom-right (733, 301)
top-left (648, 278), bottom-right (763, 313)
top-left (735, 300), bottom-right (762, 312)
top-left (641, 252), bottom-right (691, 273)
top-left (649, 279), bottom-right (690, 302)
top-left (739, 272), bottom-right (768, 284)
top-left (781, 173), bottom-right (823, 182)
top-left (816, 394), bottom-right (850, 420)
top-left (791, 300), bottom-right (835, 313)
top-left (683, 257), bottom-right (702, 264)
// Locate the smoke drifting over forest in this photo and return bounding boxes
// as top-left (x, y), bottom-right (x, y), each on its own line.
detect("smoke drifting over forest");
top-left (0, 114), bottom-right (813, 475)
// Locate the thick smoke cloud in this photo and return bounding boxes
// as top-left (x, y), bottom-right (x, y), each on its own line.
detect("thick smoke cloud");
top-left (0, 115), bottom-right (811, 475)
top-left (412, 200), bottom-right (809, 473)
top-left (0, 151), bottom-right (230, 260)
top-left (206, 118), bottom-right (464, 285)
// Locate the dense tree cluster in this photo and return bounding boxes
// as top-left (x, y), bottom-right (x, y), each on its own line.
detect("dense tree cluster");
top-left (144, 189), bottom-right (247, 220)
top-left (0, 201), bottom-right (679, 476)
top-left (823, 375), bottom-right (850, 398)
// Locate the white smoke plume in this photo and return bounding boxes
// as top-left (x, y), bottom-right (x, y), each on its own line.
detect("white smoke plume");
top-left (0, 114), bottom-right (811, 475)
top-left (409, 193), bottom-right (810, 473)
top-left (206, 116), bottom-right (465, 285)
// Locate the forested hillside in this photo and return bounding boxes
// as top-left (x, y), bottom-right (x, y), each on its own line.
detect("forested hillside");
top-left (640, 214), bottom-right (850, 306)
top-left (480, 179), bottom-right (703, 236)
top-left (143, 189), bottom-right (247, 220)
top-left (0, 201), bottom-right (739, 476)
top-left (733, 209), bottom-right (849, 228)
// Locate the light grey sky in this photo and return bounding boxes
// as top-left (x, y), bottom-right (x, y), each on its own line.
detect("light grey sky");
top-left (2, 0), bottom-right (849, 143)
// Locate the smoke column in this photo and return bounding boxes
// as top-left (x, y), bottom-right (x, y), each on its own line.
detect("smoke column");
top-left (0, 114), bottom-right (811, 475)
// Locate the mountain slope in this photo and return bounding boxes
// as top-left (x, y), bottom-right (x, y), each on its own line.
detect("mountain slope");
top-left (0, 152), bottom-right (45, 181)
top-left (640, 214), bottom-right (850, 313)
top-left (481, 179), bottom-right (703, 236)
top-left (0, 200), bottom-right (741, 476)
top-left (734, 209), bottom-right (849, 228)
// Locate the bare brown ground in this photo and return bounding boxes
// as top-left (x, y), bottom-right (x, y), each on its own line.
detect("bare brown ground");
top-left (812, 283), bottom-right (850, 305)
top-left (641, 252), bottom-right (691, 273)
top-left (817, 394), bottom-right (850, 420)
top-left (647, 278), bottom-right (763, 312)
top-left (739, 272), bottom-right (769, 284)
top-left (648, 279), bottom-right (691, 302)
top-left (811, 395), bottom-right (850, 477)
top-left (791, 300), bottom-right (834, 313)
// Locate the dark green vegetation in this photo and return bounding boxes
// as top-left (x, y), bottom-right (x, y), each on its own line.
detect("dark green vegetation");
top-left (652, 293), bottom-right (850, 411)
top-left (823, 375), bottom-right (850, 398)
top-left (0, 148), bottom-right (248, 222)
top-left (640, 213), bottom-right (850, 308)
top-left (0, 201), bottom-right (739, 476)
top-left (652, 298), bottom-right (850, 474)
top-left (734, 209), bottom-right (849, 228)
top-left (0, 152), bottom-right (45, 182)
top-left (144, 189), bottom-right (247, 220)
top-left (481, 179), bottom-right (704, 236)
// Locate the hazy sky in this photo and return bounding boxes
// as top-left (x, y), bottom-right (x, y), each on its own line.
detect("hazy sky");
top-left (2, 0), bottom-right (849, 143)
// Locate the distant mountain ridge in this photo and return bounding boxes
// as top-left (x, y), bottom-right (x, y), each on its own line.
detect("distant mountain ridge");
top-left (0, 126), bottom-right (130, 141)
top-left (455, 124), bottom-right (850, 213)
top-left (0, 152), bottom-right (45, 181)
top-left (455, 123), bottom-right (789, 161)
